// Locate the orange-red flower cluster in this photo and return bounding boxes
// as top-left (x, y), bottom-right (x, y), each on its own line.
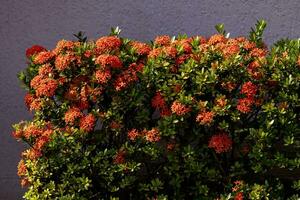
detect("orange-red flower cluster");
top-left (151, 92), bottom-right (166, 109)
top-left (79, 114), bottom-right (96, 132)
top-left (208, 133), bottom-right (232, 153)
top-left (113, 63), bottom-right (141, 91)
top-left (127, 129), bottom-right (139, 141)
top-left (26, 45), bottom-right (46, 58)
top-left (55, 53), bottom-right (75, 71)
top-left (237, 81), bottom-right (257, 113)
top-left (240, 81), bottom-right (257, 98)
top-left (95, 54), bottom-right (122, 69)
top-left (237, 98), bottom-right (253, 113)
top-left (38, 64), bottom-right (53, 76)
top-left (196, 111), bottom-right (214, 125)
top-left (130, 41), bottom-right (151, 55)
top-left (64, 107), bottom-right (82, 124)
top-left (145, 128), bottom-right (161, 142)
top-left (54, 40), bottom-right (76, 54)
top-left (95, 69), bottom-right (111, 84)
top-left (17, 160), bottom-right (27, 177)
top-left (234, 192), bottom-right (244, 200)
top-left (96, 36), bottom-right (122, 54)
top-left (247, 60), bottom-right (262, 79)
top-left (171, 100), bottom-right (191, 116)
top-left (113, 149), bottom-right (126, 164)
top-left (154, 35), bottom-right (171, 46)
top-left (34, 51), bottom-right (55, 64)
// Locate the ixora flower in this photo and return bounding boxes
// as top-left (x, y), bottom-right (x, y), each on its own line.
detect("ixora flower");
top-left (79, 114), bottom-right (96, 132)
top-left (171, 100), bottom-right (191, 116)
top-left (95, 36), bottom-right (122, 54)
top-left (25, 45), bottom-right (46, 58)
top-left (196, 111), bottom-right (215, 125)
top-left (208, 133), bottom-right (232, 153)
top-left (95, 54), bottom-right (123, 68)
top-left (13, 22), bottom-right (300, 199)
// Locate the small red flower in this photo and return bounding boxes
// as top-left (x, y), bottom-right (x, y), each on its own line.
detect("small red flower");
top-left (234, 192), bottom-right (244, 200)
top-left (54, 40), bottom-right (75, 54)
top-left (95, 36), bottom-right (122, 54)
top-left (208, 133), bottom-right (232, 153)
top-left (148, 48), bottom-right (163, 59)
top-left (151, 92), bottom-right (166, 109)
top-left (154, 35), bottom-right (171, 46)
top-left (95, 69), bottom-right (111, 84)
top-left (23, 124), bottom-right (43, 139)
top-left (95, 54), bottom-right (122, 69)
top-left (64, 107), bottom-right (82, 124)
top-left (113, 63), bottom-right (139, 91)
top-left (26, 45), bottom-right (46, 58)
top-left (17, 160), bottom-right (27, 177)
top-left (237, 98), bottom-right (253, 113)
top-left (128, 129), bottom-right (139, 141)
top-left (113, 149), bottom-right (126, 164)
top-left (55, 53), bottom-right (75, 71)
top-left (33, 51), bottom-right (55, 65)
top-left (79, 114), bottom-right (96, 132)
top-left (38, 64), bottom-right (53, 76)
top-left (35, 79), bottom-right (58, 97)
top-left (241, 81), bottom-right (257, 98)
top-left (163, 46), bottom-right (177, 58)
top-left (131, 41), bottom-right (151, 55)
top-left (24, 93), bottom-right (35, 109)
top-left (208, 34), bottom-right (227, 45)
top-left (20, 178), bottom-right (30, 187)
top-left (196, 111), bottom-right (214, 125)
top-left (145, 128), bottom-right (161, 142)
top-left (171, 100), bottom-right (191, 116)
top-left (250, 48), bottom-right (266, 57)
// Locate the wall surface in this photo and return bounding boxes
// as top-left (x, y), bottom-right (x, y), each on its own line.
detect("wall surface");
top-left (0, 0), bottom-right (299, 199)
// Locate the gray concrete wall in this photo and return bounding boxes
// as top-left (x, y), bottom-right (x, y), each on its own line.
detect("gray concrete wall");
top-left (0, 0), bottom-right (299, 199)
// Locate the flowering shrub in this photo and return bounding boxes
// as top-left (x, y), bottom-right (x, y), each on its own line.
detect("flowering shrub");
top-left (13, 21), bottom-right (300, 199)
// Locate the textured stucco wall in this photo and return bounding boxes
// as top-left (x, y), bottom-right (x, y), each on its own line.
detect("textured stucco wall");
top-left (0, 0), bottom-right (299, 199)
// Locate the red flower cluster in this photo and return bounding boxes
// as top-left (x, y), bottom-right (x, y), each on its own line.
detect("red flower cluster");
top-left (113, 63), bottom-right (141, 91)
top-left (154, 35), bottom-right (171, 46)
top-left (175, 38), bottom-right (192, 53)
top-left (96, 36), bottom-right (122, 54)
top-left (130, 41), bottom-right (151, 55)
top-left (196, 111), bottom-right (214, 125)
top-left (17, 160), bottom-right (27, 177)
top-left (54, 40), bottom-right (76, 54)
top-left (171, 100), bottom-right (191, 116)
top-left (79, 114), bottom-right (96, 132)
top-left (127, 129), bottom-right (139, 141)
top-left (34, 51), bottom-right (55, 64)
top-left (237, 81), bottom-right (257, 113)
top-left (64, 107), bottom-right (82, 124)
top-left (113, 149), bottom-right (126, 164)
top-left (208, 34), bottom-right (227, 45)
top-left (234, 192), bottom-right (244, 200)
top-left (30, 75), bottom-right (58, 97)
top-left (95, 54), bottom-right (122, 69)
top-left (145, 128), bottom-right (161, 142)
top-left (240, 81), bottom-right (257, 98)
top-left (151, 92), bottom-right (166, 109)
top-left (26, 45), bottom-right (46, 58)
top-left (95, 69), bottom-right (111, 84)
top-left (247, 60), bottom-right (262, 79)
top-left (208, 133), bottom-right (232, 153)
top-left (38, 64), bottom-right (53, 76)
top-left (237, 98), bottom-right (253, 113)
top-left (55, 53), bottom-right (75, 71)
